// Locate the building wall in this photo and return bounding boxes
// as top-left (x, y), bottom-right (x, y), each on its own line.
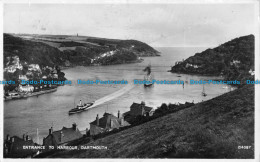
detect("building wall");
top-left (130, 106), bottom-right (144, 116)
top-left (90, 124), bottom-right (104, 136)
top-left (43, 135), bottom-right (57, 151)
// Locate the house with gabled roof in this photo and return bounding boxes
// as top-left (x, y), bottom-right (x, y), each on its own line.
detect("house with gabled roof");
top-left (89, 111), bottom-right (130, 136)
top-left (128, 101), bottom-right (154, 117)
top-left (4, 134), bottom-right (39, 158)
top-left (43, 123), bottom-right (83, 147)
top-left (123, 101), bottom-right (155, 124)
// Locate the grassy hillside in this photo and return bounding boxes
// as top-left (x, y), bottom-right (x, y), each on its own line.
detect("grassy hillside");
top-left (4, 33), bottom-right (160, 67)
top-left (4, 34), bottom-right (64, 67)
top-left (170, 35), bottom-right (254, 83)
top-left (86, 38), bottom-right (160, 56)
top-left (45, 84), bottom-right (254, 158)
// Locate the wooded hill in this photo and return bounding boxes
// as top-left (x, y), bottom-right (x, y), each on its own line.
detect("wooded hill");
top-left (170, 35), bottom-right (254, 84)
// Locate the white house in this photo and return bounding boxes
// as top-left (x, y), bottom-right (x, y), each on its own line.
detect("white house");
top-left (185, 63), bottom-right (200, 69)
top-left (28, 64), bottom-right (41, 72)
top-left (249, 69), bottom-right (255, 76)
top-left (11, 56), bottom-right (23, 70)
top-left (18, 84), bottom-right (34, 93)
top-left (4, 66), bottom-right (17, 73)
top-left (230, 60), bottom-right (241, 66)
top-left (52, 74), bottom-right (58, 79)
top-left (19, 75), bottom-right (29, 81)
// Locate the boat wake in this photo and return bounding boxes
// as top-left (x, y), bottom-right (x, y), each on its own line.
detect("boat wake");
top-left (87, 83), bottom-right (135, 109)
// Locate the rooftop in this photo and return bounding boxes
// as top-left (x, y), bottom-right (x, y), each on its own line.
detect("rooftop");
top-left (130, 102), bottom-right (153, 113)
top-left (49, 127), bottom-right (83, 145)
top-left (90, 113), bottom-right (130, 129)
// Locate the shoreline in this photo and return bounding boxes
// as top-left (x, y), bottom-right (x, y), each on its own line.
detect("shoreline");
top-left (59, 55), bottom-right (162, 69)
top-left (4, 88), bottom-right (57, 101)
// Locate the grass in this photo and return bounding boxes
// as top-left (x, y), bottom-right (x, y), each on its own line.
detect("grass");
top-left (42, 84), bottom-right (254, 158)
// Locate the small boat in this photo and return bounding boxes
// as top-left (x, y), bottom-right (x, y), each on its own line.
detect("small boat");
top-left (144, 82), bottom-right (153, 87)
top-left (202, 84), bottom-right (207, 97)
top-left (69, 100), bottom-right (95, 114)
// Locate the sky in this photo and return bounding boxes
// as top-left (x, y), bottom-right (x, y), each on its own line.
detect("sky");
top-left (4, 3), bottom-right (257, 47)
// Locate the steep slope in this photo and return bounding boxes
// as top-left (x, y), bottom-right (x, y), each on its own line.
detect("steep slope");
top-left (46, 84), bottom-right (254, 158)
top-left (4, 34), bottom-right (64, 67)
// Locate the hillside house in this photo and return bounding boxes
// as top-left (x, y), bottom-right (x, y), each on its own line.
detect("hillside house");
top-left (8, 91), bottom-right (19, 97)
top-left (18, 84), bottom-right (34, 93)
top-left (26, 71), bottom-right (33, 77)
top-left (185, 63), bottom-right (200, 69)
top-left (230, 60), bottom-right (241, 66)
top-left (19, 75), bottom-right (28, 81)
top-left (11, 56), bottom-right (23, 70)
top-left (51, 69), bottom-right (58, 79)
top-left (28, 64), bottom-right (41, 72)
top-left (126, 101), bottom-right (154, 117)
top-left (89, 111), bottom-right (130, 136)
top-left (43, 123), bottom-right (83, 147)
top-left (4, 56), bottom-right (23, 73)
top-left (4, 135), bottom-right (39, 158)
top-left (4, 66), bottom-right (17, 73)
top-left (249, 69), bottom-right (255, 75)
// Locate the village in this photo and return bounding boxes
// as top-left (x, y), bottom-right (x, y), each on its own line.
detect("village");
top-left (3, 100), bottom-right (194, 158)
top-left (3, 55), bottom-right (66, 100)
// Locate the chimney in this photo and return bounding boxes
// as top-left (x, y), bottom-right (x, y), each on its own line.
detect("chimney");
top-left (23, 134), bottom-right (26, 141)
top-left (11, 137), bottom-right (14, 143)
top-left (4, 143), bottom-right (8, 154)
top-left (96, 114), bottom-right (99, 126)
top-left (72, 123), bottom-right (77, 131)
top-left (141, 101), bottom-right (145, 106)
top-left (49, 127), bottom-right (53, 135)
top-left (6, 134), bottom-right (10, 141)
top-left (26, 135), bottom-right (29, 141)
top-left (117, 110), bottom-right (120, 118)
top-left (59, 131), bottom-right (63, 142)
top-left (79, 100), bottom-right (82, 105)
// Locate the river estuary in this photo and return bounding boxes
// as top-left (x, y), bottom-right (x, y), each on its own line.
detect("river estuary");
top-left (4, 47), bottom-right (232, 144)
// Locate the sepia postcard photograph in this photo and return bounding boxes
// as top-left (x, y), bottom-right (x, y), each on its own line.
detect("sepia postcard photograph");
top-left (0, 0), bottom-right (259, 161)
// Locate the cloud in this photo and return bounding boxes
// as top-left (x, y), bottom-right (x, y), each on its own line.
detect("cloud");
top-left (4, 3), bottom-right (256, 47)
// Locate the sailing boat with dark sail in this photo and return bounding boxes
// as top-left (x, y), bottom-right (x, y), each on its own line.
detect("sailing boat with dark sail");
top-left (143, 64), bottom-right (153, 87)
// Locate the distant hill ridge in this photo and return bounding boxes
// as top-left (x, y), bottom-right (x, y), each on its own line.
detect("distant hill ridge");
top-left (4, 33), bottom-right (160, 67)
